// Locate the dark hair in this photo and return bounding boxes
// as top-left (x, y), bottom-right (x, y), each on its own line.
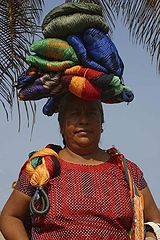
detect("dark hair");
top-left (58, 93), bottom-right (104, 127)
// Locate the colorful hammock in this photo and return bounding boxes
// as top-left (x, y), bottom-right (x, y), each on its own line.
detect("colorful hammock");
top-left (67, 28), bottom-right (124, 77)
top-left (18, 66), bottom-right (134, 106)
top-left (42, 3), bottom-right (109, 39)
top-left (107, 147), bottom-right (144, 240)
top-left (29, 38), bottom-right (78, 63)
top-left (25, 38), bottom-right (79, 73)
top-left (15, 2), bottom-right (134, 116)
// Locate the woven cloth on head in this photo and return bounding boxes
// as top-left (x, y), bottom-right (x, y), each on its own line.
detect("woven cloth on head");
top-left (26, 55), bottom-right (77, 73)
top-left (42, 3), bottom-right (109, 39)
top-left (30, 38), bottom-right (78, 63)
top-left (15, 2), bottom-right (134, 115)
top-left (16, 67), bottom-right (41, 89)
top-left (63, 65), bottom-right (133, 103)
top-left (42, 95), bottom-right (65, 116)
top-left (42, 2), bottom-right (103, 24)
top-left (61, 75), bottom-right (133, 104)
top-left (103, 88), bottom-right (134, 104)
top-left (67, 28), bottom-right (124, 77)
top-left (26, 38), bottom-right (79, 73)
top-left (18, 73), bottom-right (66, 101)
top-left (41, 70), bottom-right (125, 115)
top-left (17, 65), bottom-right (134, 114)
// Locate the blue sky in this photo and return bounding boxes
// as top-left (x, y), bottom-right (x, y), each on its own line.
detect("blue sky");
top-left (0, 0), bottom-right (159, 210)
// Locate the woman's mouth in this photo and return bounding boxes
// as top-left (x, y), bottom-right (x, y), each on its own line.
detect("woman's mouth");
top-left (75, 129), bottom-right (91, 135)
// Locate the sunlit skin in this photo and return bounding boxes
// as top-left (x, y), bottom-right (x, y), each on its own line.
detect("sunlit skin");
top-left (59, 96), bottom-right (109, 164)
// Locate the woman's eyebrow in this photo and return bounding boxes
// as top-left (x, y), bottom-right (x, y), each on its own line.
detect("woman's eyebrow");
top-left (67, 108), bottom-right (79, 112)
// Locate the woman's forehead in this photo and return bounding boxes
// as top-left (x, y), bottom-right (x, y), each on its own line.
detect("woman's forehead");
top-left (65, 98), bottom-right (99, 110)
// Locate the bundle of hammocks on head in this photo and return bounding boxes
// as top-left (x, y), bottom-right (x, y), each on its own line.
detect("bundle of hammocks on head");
top-left (15, 2), bottom-right (134, 116)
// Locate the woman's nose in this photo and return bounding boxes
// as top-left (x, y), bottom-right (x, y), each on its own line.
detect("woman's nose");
top-left (79, 112), bottom-right (89, 124)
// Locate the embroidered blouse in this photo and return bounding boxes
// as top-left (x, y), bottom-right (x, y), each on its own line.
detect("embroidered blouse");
top-left (15, 148), bottom-right (147, 240)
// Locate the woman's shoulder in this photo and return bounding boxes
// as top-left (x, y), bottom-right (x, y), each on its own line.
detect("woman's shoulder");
top-left (45, 143), bottom-right (62, 153)
top-left (106, 146), bottom-right (143, 172)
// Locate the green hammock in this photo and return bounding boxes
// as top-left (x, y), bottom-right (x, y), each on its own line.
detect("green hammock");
top-left (42, 2), bottom-right (109, 39)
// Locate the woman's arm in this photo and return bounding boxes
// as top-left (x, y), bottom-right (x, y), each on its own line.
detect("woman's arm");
top-left (141, 186), bottom-right (160, 239)
top-left (0, 189), bottom-right (31, 240)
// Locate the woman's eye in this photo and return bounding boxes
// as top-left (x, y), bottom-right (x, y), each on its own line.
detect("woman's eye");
top-left (88, 111), bottom-right (96, 115)
top-left (70, 112), bottom-right (79, 115)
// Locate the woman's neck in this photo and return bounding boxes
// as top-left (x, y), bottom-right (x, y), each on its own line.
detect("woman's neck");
top-left (59, 147), bottom-right (110, 165)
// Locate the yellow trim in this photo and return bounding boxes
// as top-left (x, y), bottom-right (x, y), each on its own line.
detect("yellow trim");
top-left (29, 148), bottom-right (59, 160)
top-left (64, 65), bottom-right (81, 75)
top-left (69, 76), bottom-right (85, 97)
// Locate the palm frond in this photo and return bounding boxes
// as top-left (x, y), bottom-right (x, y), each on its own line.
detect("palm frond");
top-left (108, 0), bottom-right (160, 72)
top-left (15, 89), bottom-right (36, 133)
top-left (67, 0), bottom-right (160, 72)
top-left (0, 0), bottom-right (44, 121)
top-left (65, 0), bottom-right (116, 32)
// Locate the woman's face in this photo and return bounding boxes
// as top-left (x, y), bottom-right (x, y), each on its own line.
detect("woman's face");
top-left (60, 96), bottom-right (102, 154)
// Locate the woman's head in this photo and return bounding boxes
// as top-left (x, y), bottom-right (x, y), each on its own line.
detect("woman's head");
top-left (58, 93), bottom-right (104, 126)
top-left (58, 93), bottom-right (104, 154)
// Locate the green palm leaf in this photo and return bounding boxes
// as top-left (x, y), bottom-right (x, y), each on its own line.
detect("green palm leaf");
top-left (109, 0), bottom-right (160, 72)
top-left (0, 0), bottom-right (44, 126)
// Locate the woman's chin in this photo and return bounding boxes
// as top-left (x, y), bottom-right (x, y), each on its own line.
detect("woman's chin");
top-left (75, 137), bottom-right (93, 147)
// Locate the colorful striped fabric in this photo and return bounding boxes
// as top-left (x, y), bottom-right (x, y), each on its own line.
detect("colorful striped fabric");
top-left (16, 67), bottom-right (40, 89)
top-left (26, 55), bottom-right (77, 73)
top-left (26, 38), bottom-right (79, 73)
top-left (63, 65), bottom-right (133, 103)
top-left (19, 73), bottom-right (65, 101)
top-left (17, 65), bottom-right (134, 111)
top-left (42, 95), bottom-right (65, 116)
top-left (15, 2), bottom-right (134, 116)
top-left (67, 28), bottom-right (124, 77)
top-left (30, 38), bottom-right (78, 63)
top-left (107, 147), bottom-right (144, 240)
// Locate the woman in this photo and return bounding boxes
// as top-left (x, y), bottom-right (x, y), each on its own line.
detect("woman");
top-left (0, 93), bottom-right (160, 240)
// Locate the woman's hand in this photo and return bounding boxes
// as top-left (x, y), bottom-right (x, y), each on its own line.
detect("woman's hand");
top-left (145, 238), bottom-right (157, 240)
top-left (141, 186), bottom-right (160, 222)
top-left (141, 186), bottom-right (160, 240)
top-left (145, 233), bottom-right (157, 239)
